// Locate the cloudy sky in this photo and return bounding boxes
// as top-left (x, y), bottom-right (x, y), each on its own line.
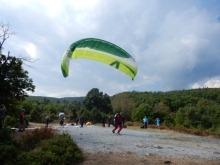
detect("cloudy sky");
top-left (1, 0), bottom-right (220, 98)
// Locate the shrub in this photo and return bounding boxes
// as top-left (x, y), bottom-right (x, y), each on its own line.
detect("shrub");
top-left (21, 128), bottom-right (56, 151)
top-left (132, 103), bottom-right (153, 122)
top-left (0, 145), bottom-right (20, 164)
top-left (16, 133), bottom-right (84, 165)
top-left (3, 115), bottom-right (18, 128)
top-left (29, 109), bottom-right (42, 122)
top-left (0, 128), bottom-right (19, 146)
top-left (39, 134), bottom-right (83, 164)
top-left (1, 128), bottom-right (84, 165)
top-left (0, 129), bottom-right (21, 164)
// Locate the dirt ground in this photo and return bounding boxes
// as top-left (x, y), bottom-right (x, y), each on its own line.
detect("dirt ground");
top-left (27, 122), bottom-right (220, 165)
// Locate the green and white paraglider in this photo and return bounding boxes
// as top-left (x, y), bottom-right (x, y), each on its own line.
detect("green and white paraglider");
top-left (61, 38), bottom-right (138, 80)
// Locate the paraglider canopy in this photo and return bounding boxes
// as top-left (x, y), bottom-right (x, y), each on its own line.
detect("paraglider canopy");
top-left (61, 38), bottom-right (138, 80)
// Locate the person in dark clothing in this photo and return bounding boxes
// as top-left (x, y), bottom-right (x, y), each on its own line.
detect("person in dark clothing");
top-left (101, 116), bottom-right (105, 127)
top-left (60, 118), bottom-right (64, 126)
top-left (122, 116), bottom-right (125, 127)
top-left (107, 116), bottom-right (111, 127)
top-left (0, 104), bottom-right (6, 130)
top-left (112, 112), bottom-right (123, 134)
top-left (80, 116), bottom-right (84, 128)
top-left (76, 118), bottom-right (79, 125)
top-left (45, 117), bottom-right (49, 128)
top-left (18, 109), bottom-right (25, 132)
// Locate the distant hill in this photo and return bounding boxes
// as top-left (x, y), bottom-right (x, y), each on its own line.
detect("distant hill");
top-left (28, 96), bottom-right (85, 103)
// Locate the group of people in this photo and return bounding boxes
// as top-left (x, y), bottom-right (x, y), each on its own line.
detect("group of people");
top-left (58, 116), bottom-right (85, 128)
top-left (1, 104), bottom-right (161, 133)
top-left (142, 116), bottom-right (160, 129)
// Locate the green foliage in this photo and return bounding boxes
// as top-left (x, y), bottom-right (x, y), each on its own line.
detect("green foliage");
top-left (0, 128), bottom-right (84, 165)
top-left (0, 129), bottom-right (21, 164)
top-left (21, 128), bottom-right (56, 151)
top-left (3, 115), bottom-right (18, 128)
top-left (90, 107), bottom-right (102, 123)
top-left (111, 92), bottom-right (135, 121)
top-left (0, 54), bottom-right (35, 107)
top-left (83, 88), bottom-right (113, 113)
top-left (81, 109), bottom-right (91, 122)
top-left (163, 114), bottom-right (175, 127)
top-left (0, 145), bottom-right (20, 164)
top-left (17, 133), bottom-right (83, 165)
top-left (132, 103), bottom-right (153, 122)
top-left (0, 128), bottom-right (19, 146)
top-left (29, 109), bottom-right (42, 122)
top-left (29, 96), bottom-right (84, 104)
top-left (16, 87), bottom-right (220, 134)
top-left (175, 108), bottom-right (185, 126)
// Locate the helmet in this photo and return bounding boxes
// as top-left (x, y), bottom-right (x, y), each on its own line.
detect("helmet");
top-left (120, 112), bottom-right (123, 115)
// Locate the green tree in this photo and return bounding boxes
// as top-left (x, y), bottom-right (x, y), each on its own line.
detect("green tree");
top-left (29, 109), bottom-right (42, 122)
top-left (0, 21), bottom-right (35, 107)
top-left (111, 92), bottom-right (135, 121)
top-left (83, 88), bottom-right (113, 113)
top-left (132, 103), bottom-right (153, 122)
top-left (175, 108), bottom-right (185, 126)
top-left (90, 107), bottom-right (102, 124)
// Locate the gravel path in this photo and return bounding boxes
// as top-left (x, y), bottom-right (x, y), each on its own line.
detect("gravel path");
top-left (53, 125), bottom-right (220, 161)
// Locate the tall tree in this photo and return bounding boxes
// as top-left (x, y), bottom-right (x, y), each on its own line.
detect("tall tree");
top-left (83, 88), bottom-right (113, 114)
top-left (0, 21), bottom-right (35, 107)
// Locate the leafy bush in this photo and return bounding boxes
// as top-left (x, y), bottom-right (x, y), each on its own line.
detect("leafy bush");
top-left (132, 103), bottom-right (153, 122)
top-left (3, 115), bottom-right (19, 128)
top-left (21, 128), bottom-right (56, 151)
top-left (16, 133), bottom-right (83, 165)
top-left (39, 134), bottom-right (83, 164)
top-left (0, 127), bottom-right (84, 165)
top-left (29, 109), bottom-right (42, 122)
top-left (0, 145), bottom-right (20, 165)
top-left (0, 129), bottom-right (21, 164)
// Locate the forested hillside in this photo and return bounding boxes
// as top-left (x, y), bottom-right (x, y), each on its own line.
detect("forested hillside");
top-left (111, 88), bottom-right (220, 134)
top-left (29, 96), bottom-right (85, 103)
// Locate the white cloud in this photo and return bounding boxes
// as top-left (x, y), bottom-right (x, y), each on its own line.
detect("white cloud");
top-left (204, 78), bottom-right (220, 88)
top-left (192, 83), bottom-right (202, 89)
top-left (192, 78), bottom-right (220, 89)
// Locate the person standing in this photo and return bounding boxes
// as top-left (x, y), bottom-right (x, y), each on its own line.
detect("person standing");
top-left (112, 112), bottom-right (123, 134)
top-left (19, 109), bottom-right (25, 132)
top-left (155, 118), bottom-right (160, 129)
top-left (80, 116), bottom-right (84, 128)
top-left (143, 116), bottom-right (148, 129)
top-left (45, 116), bottom-right (50, 128)
top-left (76, 118), bottom-right (79, 125)
top-left (0, 104), bottom-right (6, 130)
top-left (101, 116), bottom-right (105, 127)
top-left (107, 116), bottom-right (111, 127)
top-left (59, 118), bottom-right (64, 127)
top-left (122, 115), bottom-right (125, 128)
